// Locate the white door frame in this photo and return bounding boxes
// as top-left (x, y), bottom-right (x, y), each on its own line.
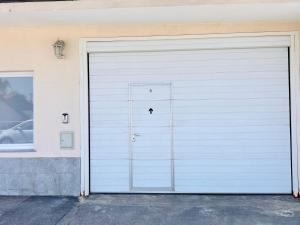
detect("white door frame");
top-left (80, 32), bottom-right (300, 196)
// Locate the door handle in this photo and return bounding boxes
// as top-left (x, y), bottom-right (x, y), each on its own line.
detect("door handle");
top-left (131, 133), bottom-right (141, 142)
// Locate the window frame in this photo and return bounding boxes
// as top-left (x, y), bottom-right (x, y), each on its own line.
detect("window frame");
top-left (0, 71), bottom-right (34, 152)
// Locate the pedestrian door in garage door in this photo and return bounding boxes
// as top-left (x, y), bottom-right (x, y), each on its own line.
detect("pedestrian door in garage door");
top-left (130, 83), bottom-right (173, 191)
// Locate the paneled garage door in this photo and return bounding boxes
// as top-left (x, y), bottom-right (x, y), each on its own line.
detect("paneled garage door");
top-left (89, 47), bottom-right (291, 193)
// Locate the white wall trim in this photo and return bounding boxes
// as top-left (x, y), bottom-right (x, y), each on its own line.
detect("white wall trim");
top-left (2, 3), bottom-right (300, 27)
top-left (80, 32), bottom-right (300, 196)
top-left (0, 71), bottom-right (34, 77)
top-left (289, 32), bottom-right (300, 196)
top-left (80, 39), bottom-right (89, 196)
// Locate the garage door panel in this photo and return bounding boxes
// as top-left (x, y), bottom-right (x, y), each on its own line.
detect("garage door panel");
top-left (89, 81), bottom-right (128, 89)
top-left (175, 159), bottom-right (291, 193)
top-left (133, 152), bottom-right (171, 160)
top-left (173, 104), bottom-right (289, 114)
top-left (89, 87), bottom-right (128, 96)
top-left (90, 94), bottom-right (128, 102)
top-left (89, 121), bottom-right (128, 128)
top-left (90, 132), bottom-right (128, 140)
top-left (173, 98), bottom-right (289, 106)
top-left (175, 184), bottom-right (291, 194)
top-left (174, 125), bottom-right (290, 133)
top-left (89, 46), bottom-right (291, 193)
top-left (172, 115), bottom-right (290, 124)
top-left (175, 178), bottom-right (291, 188)
top-left (90, 159), bottom-right (129, 192)
top-left (173, 87), bottom-right (289, 97)
top-left (89, 62), bottom-right (288, 77)
top-left (90, 152), bottom-right (128, 160)
top-left (132, 143), bottom-right (171, 152)
top-left (90, 142), bottom-right (128, 150)
top-left (132, 160), bottom-right (172, 188)
top-left (90, 60), bottom-right (288, 72)
top-left (90, 108), bottom-right (128, 115)
top-left (174, 151), bottom-right (291, 160)
top-left (90, 71), bottom-right (289, 82)
top-left (174, 159), bottom-right (291, 170)
top-left (174, 139), bottom-right (289, 147)
top-left (90, 114), bottom-right (128, 123)
top-left (173, 145), bottom-right (291, 152)
top-left (89, 96), bottom-right (128, 126)
top-left (89, 100), bottom-right (128, 108)
top-left (173, 87), bottom-right (289, 98)
top-left (90, 66), bottom-right (288, 80)
top-left (132, 136), bottom-right (171, 148)
top-left (90, 140), bottom-right (129, 159)
top-left (132, 127), bottom-right (171, 135)
top-left (90, 72), bottom-right (288, 83)
top-left (173, 119), bottom-right (289, 127)
top-left (175, 173), bottom-right (291, 182)
top-left (90, 140), bottom-right (129, 149)
top-left (89, 47), bottom-right (286, 60)
top-left (89, 52), bottom-right (287, 68)
top-left (174, 132), bottom-right (290, 141)
top-left (173, 91), bottom-right (289, 100)
top-left (176, 187), bottom-right (290, 194)
top-left (173, 78), bottom-right (288, 87)
top-left (90, 128), bottom-right (128, 136)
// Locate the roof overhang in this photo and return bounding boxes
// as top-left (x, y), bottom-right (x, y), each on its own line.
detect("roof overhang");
top-left (0, 1), bottom-right (300, 26)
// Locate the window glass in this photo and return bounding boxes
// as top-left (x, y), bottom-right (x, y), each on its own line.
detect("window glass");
top-left (0, 76), bottom-right (33, 145)
top-left (19, 120), bottom-right (33, 130)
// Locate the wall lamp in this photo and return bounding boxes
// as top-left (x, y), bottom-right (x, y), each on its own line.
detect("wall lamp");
top-left (53, 39), bottom-right (65, 59)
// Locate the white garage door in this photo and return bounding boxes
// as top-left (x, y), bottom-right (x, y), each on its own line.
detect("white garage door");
top-left (89, 47), bottom-right (291, 193)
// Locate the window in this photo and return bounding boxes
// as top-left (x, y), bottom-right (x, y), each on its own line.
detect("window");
top-left (0, 72), bottom-right (33, 151)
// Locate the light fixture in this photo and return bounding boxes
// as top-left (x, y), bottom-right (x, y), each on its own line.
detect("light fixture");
top-left (53, 39), bottom-right (65, 59)
top-left (62, 113), bottom-right (69, 124)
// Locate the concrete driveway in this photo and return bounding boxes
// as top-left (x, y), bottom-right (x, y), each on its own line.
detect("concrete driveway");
top-left (0, 195), bottom-right (299, 225)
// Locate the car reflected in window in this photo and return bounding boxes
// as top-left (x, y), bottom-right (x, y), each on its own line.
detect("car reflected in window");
top-left (0, 119), bottom-right (33, 144)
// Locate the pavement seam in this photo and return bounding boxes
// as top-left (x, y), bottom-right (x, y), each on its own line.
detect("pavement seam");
top-left (55, 199), bottom-right (80, 225)
top-left (0, 196), bottom-right (30, 221)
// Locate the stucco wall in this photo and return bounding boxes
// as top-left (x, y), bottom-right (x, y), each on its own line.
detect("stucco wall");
top-left (76, 0), bottom-right (300, 8)
top-left (0, 22), bottom-right (299, 158)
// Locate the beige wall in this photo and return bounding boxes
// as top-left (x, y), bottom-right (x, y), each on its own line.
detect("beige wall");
top-left (76, 0), bottom-right (300, 8)
top-left (0, 22), bottom-right (299, 158)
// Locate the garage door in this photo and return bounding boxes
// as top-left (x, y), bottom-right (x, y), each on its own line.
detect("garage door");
top-left (89, 47), bottom-right (291, 193)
